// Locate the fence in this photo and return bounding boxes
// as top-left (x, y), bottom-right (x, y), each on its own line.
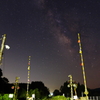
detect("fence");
top-left (88, 96), bottom-right (100, 100)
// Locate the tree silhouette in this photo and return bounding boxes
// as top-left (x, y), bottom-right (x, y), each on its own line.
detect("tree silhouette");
top-left (29, 88), bottom-right (41, 99)
top-left (60, 81), bottom-right (70, 97)
top-left (30, 81), bottom-right (50, 98)
top-left (53, 89), bottom-right (61, 96)
top-left (18, 87), bottom-right (26, 100)
top-left (17, 82), bottom-right (50, 100)
top-left (76, 83), bottom-right (83, 97)
top-left (0, 68), bottom-right (10, 94)
top-left (0, 68), bottom-right (3, 78)
top-left (2, 77), bottom-right (9, 83)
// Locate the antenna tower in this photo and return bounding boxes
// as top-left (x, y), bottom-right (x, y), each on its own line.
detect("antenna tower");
top-left (78, 33), bottom-right (88, 100)
top-left (26, 56), bottom-right (31, 99)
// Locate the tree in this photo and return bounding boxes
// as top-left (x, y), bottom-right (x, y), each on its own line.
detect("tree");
top-left (0, 68), bottom-right (3, 78)
top-left (31, 88), bottom-right (41, 99)
top-left (2, 77), bottom-right (9, 83)
top-left (0, 68), bottom-right (9, 83)
top-left (60, 81), bottom-right (70, 97)
top-left (18, 88), bottom-right (26, 100)
top-left (53, 89), bottom-right (61, 96)
top-left (30, 81), bottom-right (50, 98)
top-left (0, 68), bottom-right (10, 94)
top-left (76, 83), bottom-right (85, 97)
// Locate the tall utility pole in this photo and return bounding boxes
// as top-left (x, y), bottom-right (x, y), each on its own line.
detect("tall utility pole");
top-left (0, 34), bottom-right (6, 65)
top-left (77, 33), bottom-right (88, 100)
top-left (13, 77), bottom-right (20, 100)
top-left (26, 56), bottom-right (31, 100)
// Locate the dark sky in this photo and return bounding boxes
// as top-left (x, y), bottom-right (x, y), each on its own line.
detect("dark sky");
top-left (0, 0), bottom-right (100, 92)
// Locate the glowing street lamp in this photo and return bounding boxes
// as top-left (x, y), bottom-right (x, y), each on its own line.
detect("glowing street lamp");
top-left (5, 45), bottom-right (10, 50)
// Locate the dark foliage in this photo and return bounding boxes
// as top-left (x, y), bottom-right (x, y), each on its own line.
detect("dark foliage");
top-left (60, 81), bottom-right (70, 97)
top-left (0, 68), bottom-right (3, 78)
top-left (59, 81), bottom-right (100, 97)
top-left (30, 81), bottom-right (50, 97)
top-left (0, 68), bottom-right (100, 99)
top-left (53, 89), bottom-right (61, 96)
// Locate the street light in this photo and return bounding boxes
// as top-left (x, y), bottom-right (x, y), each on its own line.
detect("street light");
top-left (5, 45), bottom-right (10, 50)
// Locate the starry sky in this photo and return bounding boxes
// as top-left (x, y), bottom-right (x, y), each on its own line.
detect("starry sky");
top-left (0, 0), bottom-right (100, 92)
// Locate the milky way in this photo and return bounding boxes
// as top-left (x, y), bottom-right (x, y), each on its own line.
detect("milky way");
top-left (0, 0), bottom-right (100, 92)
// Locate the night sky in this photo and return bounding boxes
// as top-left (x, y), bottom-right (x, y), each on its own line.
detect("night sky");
top-left (0, 0), bottom-right (100, 92)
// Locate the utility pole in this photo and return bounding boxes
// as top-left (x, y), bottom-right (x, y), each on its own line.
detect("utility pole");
top-left (68, 75), bottom-right (78, 100)
top-left (68, 75), bottom-right (73, 100)
top-left (0, 34), bottom-right (6, 65)
top-left (13, 77), bottom-right (20, 100)
top-left (77, 33), bottom-right (88, 100)
top-left (26, 56), bottom-right (31, 100)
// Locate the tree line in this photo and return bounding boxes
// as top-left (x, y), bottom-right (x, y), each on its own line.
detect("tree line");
top-left (0, 68), bottom-right (100, 100)
top-left (53, 81), bottom-right (100, 97)
top-left (0, 68), bottom-right (49, 100)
